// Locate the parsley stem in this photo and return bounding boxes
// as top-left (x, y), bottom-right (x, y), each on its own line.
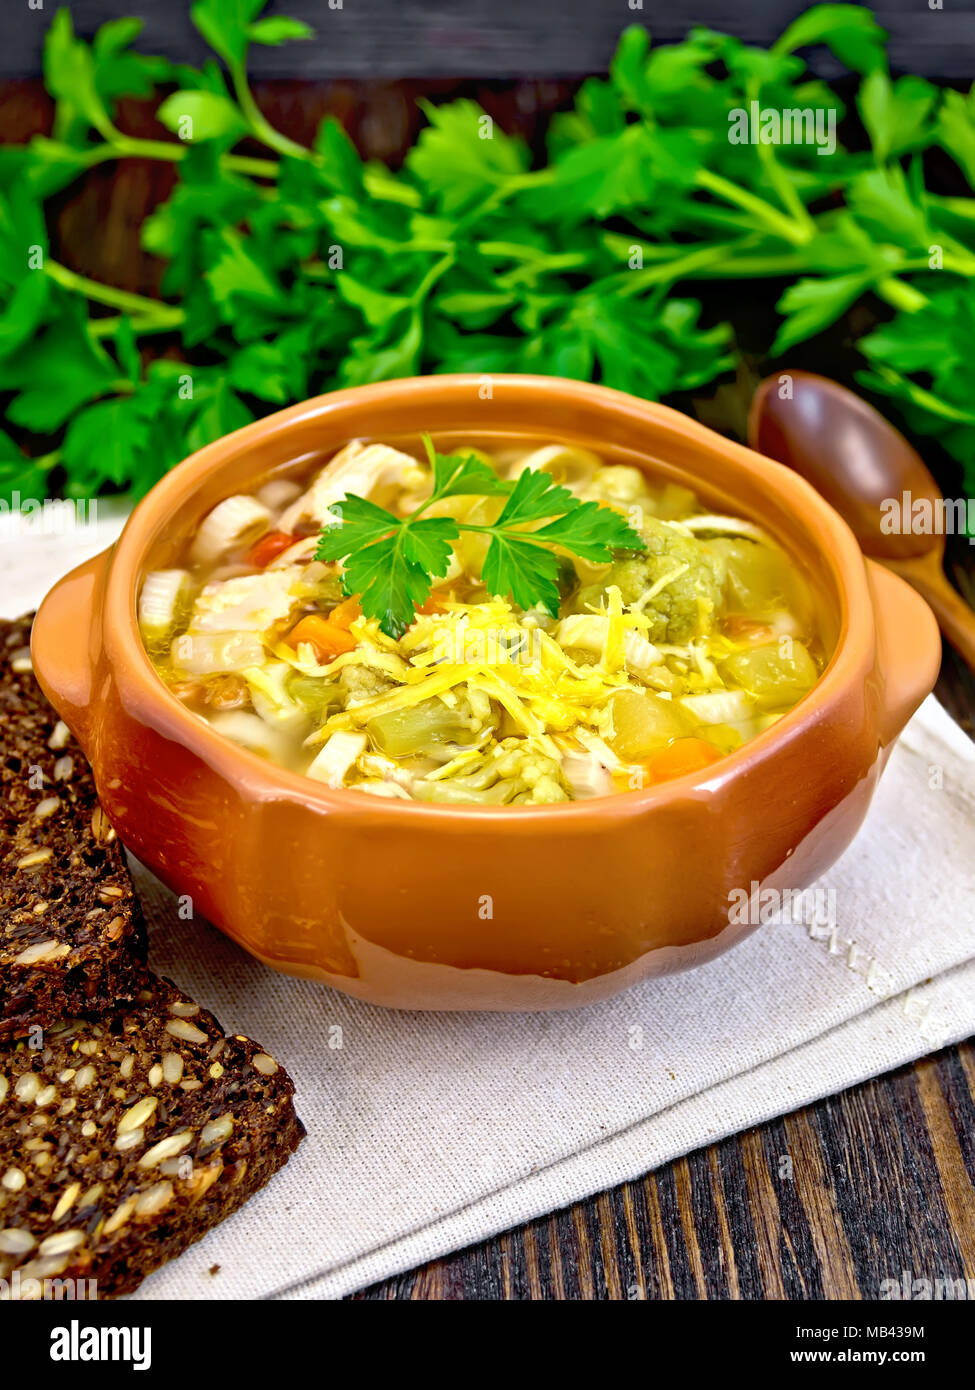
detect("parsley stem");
top-left (694, 168), bottom-right (811, 246)
top-left (43, 261), bottom-right (183, 323)
top-left (866, 367), bottom-right (975, 423)
top-left (664, 204), bottom-right (763, 236)
top-left (362, 168), bottom-right (422, 207)
top-left (933, 195), bottom-right (975, 223)
top-left (224, 153), bottom-right (281, 178)
top-left (477, 241), bottom-right (548, 260)
top-left (228, 61), bottom-right (314, 163)
top-left (875, 277), bottom-right (930, 313)
top-left (612, 240), bottom-right (755, 293)
top-left (496, 252), bottom-right (593, 288)
top-left (409, 255), bottom-right (455, 304)
top-left (87, 136), bottom-right (279, 180)
top-left (747, 79), bottom-right (818, 240)
top-left (457, 522), bottom-right (563, 544)
top-left (88, 313), bottom-right (186, 338)
top-left (895, 253), bottom-right (975, 278)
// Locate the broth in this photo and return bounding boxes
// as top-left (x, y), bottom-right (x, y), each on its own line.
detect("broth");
top-left (139, 437), bottom-right (826, 802)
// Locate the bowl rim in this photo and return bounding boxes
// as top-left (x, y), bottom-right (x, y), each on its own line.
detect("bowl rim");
top-left (102, 373), bottom-right (872, 825)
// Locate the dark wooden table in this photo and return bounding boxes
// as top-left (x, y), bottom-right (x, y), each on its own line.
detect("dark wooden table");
top-left (2, 60), bottom-right (973, 1302)
top-left (4, 0), bottom-right (974, 79)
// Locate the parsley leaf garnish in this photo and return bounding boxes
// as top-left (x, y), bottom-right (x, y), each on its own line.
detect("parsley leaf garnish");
top-left (316, 499), bottom-right (458, 639)
top-left (426, 438), bottom-right (511, 500)
top-left (316, 437), bottom-right (646, 637)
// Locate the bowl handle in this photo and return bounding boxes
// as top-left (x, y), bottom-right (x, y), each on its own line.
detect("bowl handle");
top-left (865, 558), bottom-right (941, 746)
top-left (30, 548), bottom-right (112, 747)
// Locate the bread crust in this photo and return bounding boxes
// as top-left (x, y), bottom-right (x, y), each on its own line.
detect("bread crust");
top-left (1, 614), bottom-right (149, 1037)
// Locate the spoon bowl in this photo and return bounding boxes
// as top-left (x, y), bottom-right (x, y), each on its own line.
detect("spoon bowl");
top-left (749, 371), bottom-right (975, 670)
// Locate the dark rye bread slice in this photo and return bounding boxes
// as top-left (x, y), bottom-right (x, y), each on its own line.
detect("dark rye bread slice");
top-left (0, 974), bottom-right (305, 1298)
top-left (1, 614), bottom-right (149, 1037)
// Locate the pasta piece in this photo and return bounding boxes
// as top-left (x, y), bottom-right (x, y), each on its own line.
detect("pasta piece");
top-left (278, 443), bottom-right (426, 533)
top-left (306, 731), bottom-right (368, 787)
top-left (207, 710), bottom-right (294, 764)
top-left (187, 569), bottom-right (304, 635)
top-left (190, 496), bottom-right (272, 565)
top-left (256, 477), bottom-right (303, 511)
top-left (139, 570), bottom-right (191, 641)
top-left (170, 632), bottom-right (266, 675)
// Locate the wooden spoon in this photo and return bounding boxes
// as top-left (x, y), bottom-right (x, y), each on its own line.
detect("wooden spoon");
top-left (748, 370), bottom-right (975, 671)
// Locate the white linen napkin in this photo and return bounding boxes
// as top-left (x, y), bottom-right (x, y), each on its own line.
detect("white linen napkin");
top-left (3, 511), bottom-right (974, 1301)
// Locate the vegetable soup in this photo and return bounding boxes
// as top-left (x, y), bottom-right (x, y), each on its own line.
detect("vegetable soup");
top-left (139, 438), bottom-right (826, 803)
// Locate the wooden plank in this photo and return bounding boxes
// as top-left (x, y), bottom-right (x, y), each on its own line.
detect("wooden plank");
top-left (914, 1058), bottom-right (975, 1274)
top-left (3, 0), bottom-right (974, 79)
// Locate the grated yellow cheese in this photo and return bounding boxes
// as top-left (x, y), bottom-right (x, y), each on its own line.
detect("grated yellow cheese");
top-left (601, 584), bottom-right (625, 673)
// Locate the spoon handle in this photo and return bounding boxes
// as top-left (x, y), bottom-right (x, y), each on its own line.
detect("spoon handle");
top-left (888, 559), bottom-right (975, 672)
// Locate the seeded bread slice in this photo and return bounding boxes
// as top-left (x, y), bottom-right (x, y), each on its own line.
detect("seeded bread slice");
top-left (0, 974), bottom-right (305, 1298)
top-left (1, 614), bottom-right (149, 1037)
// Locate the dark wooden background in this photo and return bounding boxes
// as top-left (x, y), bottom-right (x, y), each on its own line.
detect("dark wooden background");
top-left (3, 0), bottom-right (975, 79)
top-left (2, 0), bottom-right (973, 1301)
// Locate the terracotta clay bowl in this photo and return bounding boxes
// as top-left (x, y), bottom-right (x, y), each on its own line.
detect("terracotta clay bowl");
top-left (31, 375), bottom-right (941, 1010)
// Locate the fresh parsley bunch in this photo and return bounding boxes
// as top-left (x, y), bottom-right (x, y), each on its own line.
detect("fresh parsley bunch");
top-left (316, 439), bottom-right (646, 637)
top-left (1, 2), bottom-right (974, 504)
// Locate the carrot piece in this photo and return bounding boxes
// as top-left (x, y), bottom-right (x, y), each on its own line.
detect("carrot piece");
top-left (723, 615), bottom-right (775, 644)
top-left (417, 589), bottom-right (451, 615)
top-left (647, 737), bottom-right (724, 783)
top-left (328, 596), bottom-right (362, 629)
top-left (246, 530), bottom-right (298, 568)
top-left (285, 615), bottom-right (357, 661)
